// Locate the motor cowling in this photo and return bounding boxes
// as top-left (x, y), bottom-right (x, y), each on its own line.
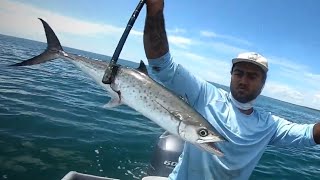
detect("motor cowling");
top-left (147, 132), bottom-right (184, 177)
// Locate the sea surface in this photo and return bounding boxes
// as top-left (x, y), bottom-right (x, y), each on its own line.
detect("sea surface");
top-left (0, 34), bottom-right (319, 180)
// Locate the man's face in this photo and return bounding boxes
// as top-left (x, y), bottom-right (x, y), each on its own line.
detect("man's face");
top-left (230, 62), bottom-right (265, 103)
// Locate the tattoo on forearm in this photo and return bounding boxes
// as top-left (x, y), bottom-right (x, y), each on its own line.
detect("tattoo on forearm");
top-left (144, 11), bottom-right (169, 59)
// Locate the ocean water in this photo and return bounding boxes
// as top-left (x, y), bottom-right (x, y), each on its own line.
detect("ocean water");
top-left (0, 34), bottom-right (319, 180)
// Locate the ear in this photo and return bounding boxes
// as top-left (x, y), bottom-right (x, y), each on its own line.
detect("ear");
top-left (259, 80), bottom-right (266, 92)
top-left (230, 65), bottom-right (235, 74)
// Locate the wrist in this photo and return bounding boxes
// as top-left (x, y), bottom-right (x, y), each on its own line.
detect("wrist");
top-left (146, 1), bottom-right (164, 16)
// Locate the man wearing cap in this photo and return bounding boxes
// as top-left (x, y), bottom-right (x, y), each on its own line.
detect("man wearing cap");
top-left (143, 0), bottom-right (320, 180)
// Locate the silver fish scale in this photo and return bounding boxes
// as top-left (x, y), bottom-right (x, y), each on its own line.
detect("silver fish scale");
top-left (114, 67), bottom-right (212, 136)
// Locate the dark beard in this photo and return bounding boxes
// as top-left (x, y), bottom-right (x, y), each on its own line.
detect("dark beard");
top-left (230, 84), bottom-right (260, 103)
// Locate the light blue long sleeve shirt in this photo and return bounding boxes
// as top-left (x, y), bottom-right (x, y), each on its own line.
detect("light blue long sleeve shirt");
top-left (148, 52), bottom-right (316, 180)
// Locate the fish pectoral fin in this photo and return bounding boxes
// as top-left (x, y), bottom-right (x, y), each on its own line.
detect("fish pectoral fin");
top-left (170, 111), bottom-right (184, 121)
top-left (103, 97), bottom-right (122, 108)
top-left (169, 110), bottom-right (192, 122)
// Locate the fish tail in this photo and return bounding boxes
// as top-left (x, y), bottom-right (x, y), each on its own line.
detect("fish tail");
top-left (10, 18), bottom-right (63, 66)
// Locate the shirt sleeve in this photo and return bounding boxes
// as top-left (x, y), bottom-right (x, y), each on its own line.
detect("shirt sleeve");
top-left (147, 51), bottom-right (206, 107)
top-left (269, 115), bottom-right (316, 147)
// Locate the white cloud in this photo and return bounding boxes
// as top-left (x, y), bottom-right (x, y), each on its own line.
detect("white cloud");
top-left (0, 0), bottom-right (145, 38)
top-left (0, 0), bottom-right (144, 60)
top-left (313, 94), bottom-right (320, 107)
top-left (166, 29), bottom-right (250, 55)
top-left (200, 30), bottom-right (252, 46)
top-left (170, 49), bottom-right (232, 86)
top-left (268, 56), bottom-right (320, 90)
top-left (183, 52), bottom-right (207, 62)
top-left (167, 33), bottom-right (249, 56)
top-left (200, 31), bottom-right (218, 38)
top-left (263, 82), bottom-right (320, 110)
top-left (208, 42), bottom-right (248, 55)
top-left (264, 82), bottom-right (303, 103)
top-left (263, 57), bottom-right (320, 110)
top-left (168, 35), bottom-right (193, 49)
top-left (167, 28), bottom-right (187, 34)
top-left (305, 72), bottom-right (320, 82)
top-left (265, 56), bottom-right (320, 109)
top-left (268, 56), bottom-right (309, 72)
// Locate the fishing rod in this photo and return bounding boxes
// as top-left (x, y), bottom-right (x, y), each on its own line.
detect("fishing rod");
top-left (102, 0), bottom-right (146, 84)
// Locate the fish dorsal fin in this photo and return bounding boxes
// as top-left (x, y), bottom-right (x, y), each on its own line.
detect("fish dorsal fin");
top-left (137, 60), bottom-right (148, 75)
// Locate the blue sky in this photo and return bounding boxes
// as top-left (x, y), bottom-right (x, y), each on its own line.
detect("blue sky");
top-left (1, 0), bottom-right (320, 110)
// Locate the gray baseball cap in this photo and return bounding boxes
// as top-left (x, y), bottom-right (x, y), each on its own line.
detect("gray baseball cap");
top-left (232, 52), bottom-right (268, 73)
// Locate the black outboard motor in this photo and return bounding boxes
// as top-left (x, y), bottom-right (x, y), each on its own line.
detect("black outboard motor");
top-left (147, 131), bottom-right (184, 177)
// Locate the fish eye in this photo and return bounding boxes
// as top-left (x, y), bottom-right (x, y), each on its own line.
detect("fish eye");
top-left (198, 128), bottom-right (208, 137)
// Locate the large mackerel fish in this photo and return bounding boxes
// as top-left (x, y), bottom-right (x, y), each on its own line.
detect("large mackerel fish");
top-left (12, 18), bottom-right (226, 156)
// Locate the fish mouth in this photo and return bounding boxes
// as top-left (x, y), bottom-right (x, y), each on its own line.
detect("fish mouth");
top-left (195, 134), bottom-right (226, 156)
top-left (197, 142), bottom-right (224, 156)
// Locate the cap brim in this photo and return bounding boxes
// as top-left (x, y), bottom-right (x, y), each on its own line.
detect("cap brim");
top-left (232, 58), bottom-right (268, 73)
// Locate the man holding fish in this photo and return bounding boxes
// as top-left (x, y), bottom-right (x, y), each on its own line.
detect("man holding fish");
top-left (143, 0), bottom-right (320, 179)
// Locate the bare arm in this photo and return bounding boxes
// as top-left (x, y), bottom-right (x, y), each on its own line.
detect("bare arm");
top-left (143, 0), bottom-right (169, 59)
top-left (314, 123), bottom-right (320, 144)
